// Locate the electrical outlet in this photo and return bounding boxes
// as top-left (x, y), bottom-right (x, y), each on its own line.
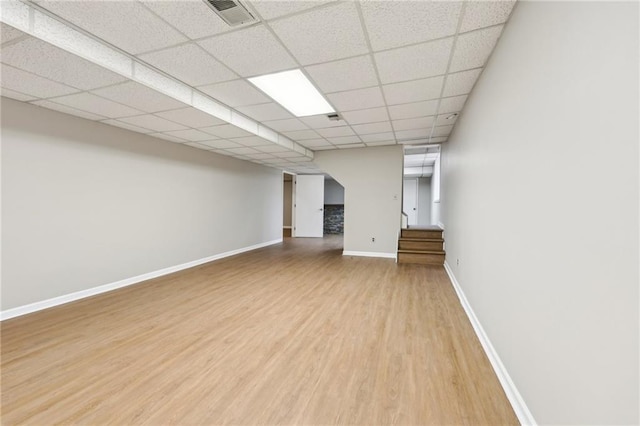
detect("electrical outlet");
top-left (371, 237), bottom-right (375, 242)
top-left (456, 258), bottom-right (460, 266)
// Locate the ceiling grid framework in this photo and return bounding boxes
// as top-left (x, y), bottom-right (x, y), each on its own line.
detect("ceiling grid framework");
top-left (0, 0), bottom-right (517, 173)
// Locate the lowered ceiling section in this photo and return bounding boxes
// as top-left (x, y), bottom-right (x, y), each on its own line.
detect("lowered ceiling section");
top-left (0, 0), bottom-right (516, 173)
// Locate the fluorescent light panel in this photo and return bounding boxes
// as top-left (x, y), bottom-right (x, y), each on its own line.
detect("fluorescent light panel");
top-left (248, 69), bottom-right (334, 117)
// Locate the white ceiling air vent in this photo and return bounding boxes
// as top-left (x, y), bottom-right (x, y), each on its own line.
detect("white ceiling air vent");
top-left (203, 0), bottom-right (256, 26)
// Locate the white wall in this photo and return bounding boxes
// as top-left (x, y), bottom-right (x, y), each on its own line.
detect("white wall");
top-left (324, 178), bottom-right (344, 204)
top-left (440, 2), bottom-right (638, 424)
top-left (1, 98), bottom-right (283, 311)
top-left (417, 177), bottom-right (431, 226)
top-left (315, 146), bottom-right (403, 256)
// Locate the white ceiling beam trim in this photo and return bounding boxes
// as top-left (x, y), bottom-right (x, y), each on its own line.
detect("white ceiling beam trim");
top-left (404, 166), bottom-right (434, 177)
top-left (0, 0), bottom-right (313, 160)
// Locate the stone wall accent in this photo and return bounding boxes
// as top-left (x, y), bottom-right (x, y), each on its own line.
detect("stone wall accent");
top-left (324, 204), bottom-right (344, 234)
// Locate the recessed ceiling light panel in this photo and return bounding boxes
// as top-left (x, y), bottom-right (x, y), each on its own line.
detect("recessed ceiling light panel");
top-left (248, 69), bottom-right (335, 117)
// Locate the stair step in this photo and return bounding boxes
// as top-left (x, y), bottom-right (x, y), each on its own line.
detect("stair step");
top-left (397, 250), bottom-right (445, 265)
top-left (398, 239), bottom-right (444, 251)
top-left (401, 229), bottom-right (443, 239)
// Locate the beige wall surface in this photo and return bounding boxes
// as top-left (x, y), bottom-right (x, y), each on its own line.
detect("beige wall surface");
top-left (1, 99), bottom-right (283, 311)
top-left (315, 145), bottom-right (403, 255)
top-left (441, 2), bottom-right (639, 424)
top-left (324, 178), bottom-right (344, 205)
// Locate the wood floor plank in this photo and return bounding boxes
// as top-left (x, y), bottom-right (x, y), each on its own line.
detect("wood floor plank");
top-left (1, 236), bottom-right (518, 425)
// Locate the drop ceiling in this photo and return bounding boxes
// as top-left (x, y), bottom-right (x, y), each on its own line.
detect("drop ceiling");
top-left (0, 0), bottom-right (515, 175)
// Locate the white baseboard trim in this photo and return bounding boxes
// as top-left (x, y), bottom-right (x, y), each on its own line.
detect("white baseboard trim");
top-left (0, 238), bottom-right (283, 321)
top-left (343, 250), bottom-right (397, 259)
top-left (443, 261), bottom-right (536, 426)
top-left (437, 221), bottom-right (445, 229)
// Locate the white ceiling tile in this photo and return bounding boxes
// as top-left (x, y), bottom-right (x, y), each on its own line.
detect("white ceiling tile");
top-left (184, 142), bottom-right (215, 150)
top-left (231, 136), bottom-right (273, 147)
top-left (198, 25), bottom-right (296, 77)
top-left (326, 87), bottom-right (385, 112)
top-left (32, 99), bottom-right (107, 121)
top-left (433, 125), bottom-right (454, 137)
top-left (383, 76), bottom-right (444, 105)
top-left (450, 26), bottom-right (503, 73)
top-left (361, 1), bottom-right (462, 51)
top-left (374, 38), bottom-right (453, 84)
top-left (102, 119), bottom-right (154, 133)
top-left (155, 107), bottom-right (226, 128)
top-left (443, 69), bottom-right (482, 97)
top-left (254, 144), bottom-right (291, 153)
top-left (328, 135), bottom-right (362, 145)
top-left (227, 147), bottom-right (261, 155)
top-left (139, 43), bottom-right (237, 86)
top-left (305, 55), bottom-right (378, 93)
top-left (198, 79), bottom-right (270, 107)
top-left (298, 138), bottom-right (334, 148)
top-left (260, 156), bottom-right (290, 163)
top-left (395, 128), bottom-right (430, 141)
top-left (46, 93), bottom-right (143, 118)
top-left (316, 126), bottom-right (354, 138)
top-left (262, 118), bottom-right (308, 132)
top-left (248, 1), bottom-right (332, 20)
top-left (460, 1), bottom-right (515, 33)
top-left (40, 1), bottom-right (188, 55)
top-left (337, 143), bottom-right (366, 149)
top-left (1, 23), bottom-right (26, 44)
top-left (236, 102), bottom-right (293, 121)
top-left (359, 132), bottom-right (395, 143)
top-left (341, 107), bottom-right (389, 125)
top-left (388, 100), bottom-right (439, 120)
top-left (435, 113), bottom-right (459, 126)
top-left (351, 121), bottom-right (392, 135)
top-left (438, 95), bottom-right (468, 114)
top-left (299, 114), bottom-right (346, 129)
top-left (365, 140), bottom-right (396, 147)
top-left (310, 145), bottom-right (336, 151)
top-left (1, 37), bottom-right (126, 90)
top-left (429, 137), bottom-right (448, 143)
top-left (141, 0), bottom-right (232, 39)
top-left (201, 124), bottom-right (253, 139)
top-left (92, 81), bottom-right (187, 113)
top-left (283, 129), bottom-right (322, 140)
top-left (163, 129), bottom-right (215, 142)
top-left (270, 2), bottom-right (368, 65)
top-left (1, 88), bottom-right (35, 102)
top-left (198, 139), bottom-right (243, 149)
top-left (275, 151), bottom-right (305, 158)
top-left (119, 114), bottom-right (188, 132)
top-left (245, 153), bottom-right (278, 160)
top-left (392, 116), bottom-right (436, 131)
top-left (150, 133), bottom-right (187, 143)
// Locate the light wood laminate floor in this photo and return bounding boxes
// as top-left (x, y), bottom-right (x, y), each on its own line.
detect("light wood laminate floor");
top-left (1, 236), bottom-right (517, 425)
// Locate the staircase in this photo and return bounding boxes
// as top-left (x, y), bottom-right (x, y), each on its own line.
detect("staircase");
top-left (397, 226), bottom-right (445, 265)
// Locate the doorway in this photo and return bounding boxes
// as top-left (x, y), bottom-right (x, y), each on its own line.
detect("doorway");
top-left (323, 177), bottom-right (344, 235)
top-left (403, 178), bottom-right (418, 226)
top-left (282, 173), bottom-right (294, 238)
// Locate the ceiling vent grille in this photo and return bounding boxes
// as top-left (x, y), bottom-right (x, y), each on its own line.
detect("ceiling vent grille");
top-left (203, 0), bottom-right (256, 26)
